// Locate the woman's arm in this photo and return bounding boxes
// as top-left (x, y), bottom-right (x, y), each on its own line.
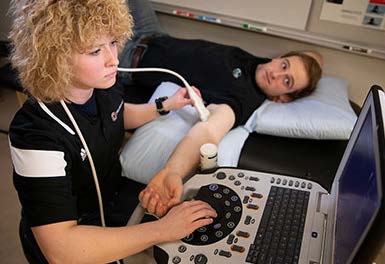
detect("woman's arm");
top-left (32, 200), bottom-right (216, 264)
top-left (123, 87), bottom-right (200, 130)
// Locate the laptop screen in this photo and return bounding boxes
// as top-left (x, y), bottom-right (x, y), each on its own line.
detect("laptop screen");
top-left (334, 93), bottom-right (383, 263)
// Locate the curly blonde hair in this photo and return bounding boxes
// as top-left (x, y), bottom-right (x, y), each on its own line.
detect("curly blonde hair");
top-left (9, 0), bottom-right (133, 103)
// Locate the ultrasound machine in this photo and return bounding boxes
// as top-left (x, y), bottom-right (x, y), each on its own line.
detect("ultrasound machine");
top-left (141, 85), bottom-right (385, 264)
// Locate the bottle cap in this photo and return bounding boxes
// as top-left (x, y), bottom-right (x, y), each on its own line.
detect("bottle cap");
top-left (200, 143), bottom-right (218, 158)
top-left (200, 143), bottom-right (218, 171)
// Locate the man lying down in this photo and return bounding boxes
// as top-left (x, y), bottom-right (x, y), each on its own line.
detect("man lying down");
top-left (119, 0), bottom-right (323, 217)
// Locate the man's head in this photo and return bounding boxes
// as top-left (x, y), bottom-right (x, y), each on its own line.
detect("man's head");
top-left (255, 51), bottom-right (323, 103)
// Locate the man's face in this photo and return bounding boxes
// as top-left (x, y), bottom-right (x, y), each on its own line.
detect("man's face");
top-left (255, 56), bottom-right (309, 103)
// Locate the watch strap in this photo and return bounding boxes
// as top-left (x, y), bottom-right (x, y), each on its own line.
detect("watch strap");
top-left (155, 96), bottom-right (169, 115)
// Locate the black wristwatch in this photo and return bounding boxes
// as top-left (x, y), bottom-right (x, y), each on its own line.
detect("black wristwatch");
top-left (155, 96), bottom-right (170, 115)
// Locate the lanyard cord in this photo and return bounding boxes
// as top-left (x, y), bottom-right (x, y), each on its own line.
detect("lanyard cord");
top-left (38, 66), bottom-right (208, 263)
top-left (59, 100), bottom-right (106, 227)
top-left (37, 67), bottom-right (209, 228)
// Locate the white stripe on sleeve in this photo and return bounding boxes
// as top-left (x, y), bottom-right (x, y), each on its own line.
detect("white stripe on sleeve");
top-left (9, 143), bottom-right (67, 178)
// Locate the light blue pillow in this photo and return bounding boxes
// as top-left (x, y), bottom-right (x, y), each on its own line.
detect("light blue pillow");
top-left (244, 75), bottom-right (357, 139)
top-left (120, 82), bottom-right (198, 183)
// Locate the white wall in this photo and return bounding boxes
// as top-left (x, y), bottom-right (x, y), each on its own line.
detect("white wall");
top-left (0, 0), bottom-right (11, 41)
top-left (1, 0), bottom-right (383, 106)
top-left (158, 13), bottom-right (385, 106)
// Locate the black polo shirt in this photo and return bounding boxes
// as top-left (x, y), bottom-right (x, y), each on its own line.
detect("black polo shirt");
top-left (133, 36), bottom-right (269, 127)
top-left (9, 87), bottom-right (125, 227)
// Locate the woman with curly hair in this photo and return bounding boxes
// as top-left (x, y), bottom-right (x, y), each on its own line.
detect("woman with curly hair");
top-left (8, 0), bottom-right (216, 263)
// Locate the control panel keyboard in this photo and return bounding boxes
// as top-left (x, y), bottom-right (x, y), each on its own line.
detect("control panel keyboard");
top-left (150, 168), bottom-right (325, 264)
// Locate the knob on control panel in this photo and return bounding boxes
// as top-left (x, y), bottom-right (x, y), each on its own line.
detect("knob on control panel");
top-left (182, 184), bottom-right (242, 245)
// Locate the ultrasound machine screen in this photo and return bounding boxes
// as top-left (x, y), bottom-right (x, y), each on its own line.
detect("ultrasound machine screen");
top-left (334, 108), bottom-right (382, 263)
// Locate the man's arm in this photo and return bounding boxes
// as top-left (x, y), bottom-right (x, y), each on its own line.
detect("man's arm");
top-left (139, 103), bottom-right (235, 216)
top-left (163, 103), bottom-right (235, 177)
